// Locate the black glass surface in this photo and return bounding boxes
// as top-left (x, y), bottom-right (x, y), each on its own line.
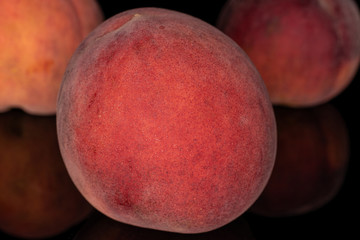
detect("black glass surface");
top-left (1, 1), bottom-right (358, 239)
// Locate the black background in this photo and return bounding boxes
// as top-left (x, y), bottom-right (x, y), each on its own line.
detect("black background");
top-left (1, 0), bottom-right (359, 239)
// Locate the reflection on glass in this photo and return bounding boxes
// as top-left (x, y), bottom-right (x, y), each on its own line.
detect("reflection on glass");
top-left (74, 211), bottom-right (255, 240)
top-left (0, 109), bottom-right (92, 239)
top-left (250, 104), bottom-right (349, 217)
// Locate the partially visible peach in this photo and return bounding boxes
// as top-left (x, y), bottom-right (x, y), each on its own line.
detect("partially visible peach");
top-left (0, 0), bottom-right (103, 115)
top-left (217, 0), bottom-right (360, 107)
top-left (0, 110), bottom-right (93, 239)
top-left (57, 7), bottom-right (277, 233)
top-left (250, 104), bottom-right (349, 217)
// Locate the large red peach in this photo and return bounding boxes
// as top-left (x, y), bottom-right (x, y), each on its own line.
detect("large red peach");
top-left (0, 0), bottom-right (103, 115)
top-left (250, 104), bottom-right (349, 217)
top-left (57, 7), bottom-right (277, 233)
top-left (217, 0), bottom-right (360, 107)
top-left (0, 110), bottom-right (93, 239)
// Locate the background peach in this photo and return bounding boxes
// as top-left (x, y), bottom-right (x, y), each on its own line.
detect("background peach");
top-left (57, 7), bottom-right (277, 234)
top-left (0, 0), bottom-right (103, 115)
top-left (217, 0), bottom-right (360, 107)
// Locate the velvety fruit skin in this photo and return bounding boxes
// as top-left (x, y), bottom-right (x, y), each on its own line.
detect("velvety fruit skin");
top-left (250, 104), bottom-right (349, 217)
top-left (74, 211), bottom-right (255, 240)
top-left (217, 0), bottom-right (360, 107)
top-left (0, 0), bottom-right (103, 115)
top-left (57, 7), bottom-right (277, 233)
top-left (0, 110), bottom-right (93, 239)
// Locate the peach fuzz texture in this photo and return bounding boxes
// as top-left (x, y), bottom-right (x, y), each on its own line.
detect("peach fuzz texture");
top-left (217, 0), bottom-right (360, 107)
top-left (0, 0), bottom-right (103, 115)
top-left (57, 8), bottom-right (277, 233)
